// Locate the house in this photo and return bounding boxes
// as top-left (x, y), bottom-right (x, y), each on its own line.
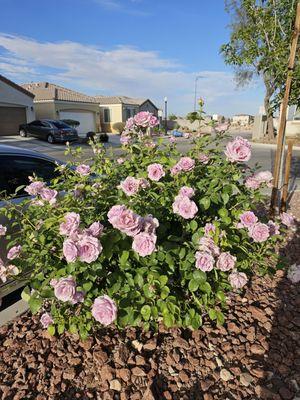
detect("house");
top-left (232, 114), bottom-right (254, 126)
top-left (22, 82), bottom-right (101, 137)
top-left (95, 96), bottom-right (158, 133)
top-left (212, 114), bottom-right (225, 123)
top-left (0, 74), bottom-right (35, 136)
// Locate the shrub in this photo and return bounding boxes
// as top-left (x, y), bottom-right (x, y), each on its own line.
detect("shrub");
top-left (113, 122), bottom-right (126, 134)
top-left (99, 133), bottom-right (109, 143)
top-left (0, 111), bottom-right (289, 339)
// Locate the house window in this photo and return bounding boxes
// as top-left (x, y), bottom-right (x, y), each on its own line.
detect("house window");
top-left (125, 108), bottom-right (131, 120)
top-left (104, 108), bottom-right (111, 123)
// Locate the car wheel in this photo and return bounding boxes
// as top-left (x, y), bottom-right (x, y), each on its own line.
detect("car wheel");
top-left (47, 134), bottom-right (55, 144)
top-left (19, 129), bottom-right (27, 137)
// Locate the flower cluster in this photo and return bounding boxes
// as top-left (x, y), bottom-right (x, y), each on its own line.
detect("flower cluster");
top-left (0, 228), bottom-right (20, 283)
top-left (245, 170), bottom-right (273, 190)
top-left (225, 136), bottom-right (251, 163)
top-left (119, 176), bottom-right (149, 196)
top-left (172, 187), bottom-right (198, 219)
top-left (171, 157), bottom-right (195, 175)
top-left (120, 111), bottom-right (159, 145)
top-left (25, 180), bottom-right (57, 205)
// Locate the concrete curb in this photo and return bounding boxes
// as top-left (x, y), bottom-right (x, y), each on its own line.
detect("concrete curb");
top-left (250, 141), bottom-right (300, 151)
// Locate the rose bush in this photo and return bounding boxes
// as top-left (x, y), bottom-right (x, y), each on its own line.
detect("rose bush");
top-left (0, 111), bottom-right (291, 339)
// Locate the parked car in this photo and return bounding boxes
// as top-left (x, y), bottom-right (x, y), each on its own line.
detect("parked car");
top-left (0, 145), bottom-right (62, 323)
top-left (172, 130), bottom-right (184, 137)
top-left (19, 119), bottom-right (79, 144)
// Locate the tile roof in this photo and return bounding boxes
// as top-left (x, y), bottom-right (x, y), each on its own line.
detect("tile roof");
top-left (94, 95), bottom-right (147, 106)
top-left (21, 82), bottom-right (98, 103)
top-left (0, 74), bottom-right (35, 98)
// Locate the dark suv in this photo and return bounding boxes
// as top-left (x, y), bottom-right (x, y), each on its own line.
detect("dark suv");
top-left (19, 119), bottom-right (79, 144)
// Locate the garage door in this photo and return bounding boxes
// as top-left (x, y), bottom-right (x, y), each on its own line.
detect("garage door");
top-left (0, 107), bottom-right (26, 136)
top-left (59, 111), bottom-right (96, 137)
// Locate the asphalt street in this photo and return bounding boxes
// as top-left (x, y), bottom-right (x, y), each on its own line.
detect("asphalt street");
top-left (1, 132), bottom-right (299, 192)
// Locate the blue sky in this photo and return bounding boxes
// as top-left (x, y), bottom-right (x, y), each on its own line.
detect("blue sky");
top-left (0, 0), bottom-right (264, 116)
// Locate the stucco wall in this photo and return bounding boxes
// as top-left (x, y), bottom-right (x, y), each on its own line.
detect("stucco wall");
top-left (34, 102), bottom-right (56, 119)
top-left (100, 104), bottom-right (123, 133)
top-left (0, 80), bottom-right (35, 122)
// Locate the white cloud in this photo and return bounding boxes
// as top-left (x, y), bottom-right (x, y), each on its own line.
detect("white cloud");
top-left (93, 0), bottom-right (150, 16)
top-left (0, 34), bottom-right (261, 115)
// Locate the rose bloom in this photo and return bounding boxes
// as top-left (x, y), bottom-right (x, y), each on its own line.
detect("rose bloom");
top-left (132, 232), bottom-right (157, 257)
top-left (84, 221), bottom-right (104, 238)
top-left (198, 153), bottom-right (210, 164)
top-left (24, 181), bottom-right (45, 196)
top-left (204, 223), bottom-right (216, 236)
top-left (217, 252), bottom-right (236, 271)
top-left (267, 220), bottom-right (280, 236)
top-left (0, 224), bottom-right (7, 236)
top-left (51, 276), bottom-right (77, 303)
top-left (40, 312), bottom-right (54, 328)
top-left (248, 223), bottom-right (270, 242)
top-left (199, 237), bottom-right (220, 256)
top-left (245, 175), bottom-right (261, 190)
top-left (138, 178), bottom-right (150, 189)
top-left (170, 163), bottom-right (182, 176)
top-left (142, 215), bottom-right (159, 235)
top-left (6, 264), bottom-right (19, 276)
top-left (195, 251), bottom-right (215, 272)
top-left (92, 295), bottom-right (117, 326)
top-left (287, 264), bottom-right (300, 284)
top-left (280, 212), bottom-right (295, 227)
top-left (77, 235), bottom-right (102, 263)
top-left (177, 157), bottom-right (195, 172)
top-left (147, 163), bottom-right (165, 181)
top-left (145, 141), bottom-right (156, 149)
top-left (149, 115), bottom-right (159, 127)
top-left (63, 239), bottom-right (78, 263)
top-left (60, 212), bottom-right (80, 236)
top-left (0, 262), bottom-right (7, 283)
top-left (7, 245), bottom-right (22, 260)
top-left (40, 188), bottom-right (58, 205)
top-left (169, 136), bottom-right (176, 144)
top-left (119, 176), bottom-right (141, 196)
top-left (125, 117), bottom-right (135, 130)
top-left (228, 271), bottom-right (248, 289)
top-left (255, 170), bottom-right (273, 183)
top-left (172, 195), bottom-right (198, 219)
top-left (76, 164), bottom-right (91, 176)
top-left (108, 205), bottom-right (143, 237)
top-left (133, 111), bottom-right (152, 127)
top-left (179, 186), bottom-right (195, 198)
top-left (117, 158), bottom-right (125, 164)
top-left (239, 211), bottom-right (258, 228)
top-left (120, 133), bottom-right (131, 145)
top-left (225, 136), bottom-right (251, 163)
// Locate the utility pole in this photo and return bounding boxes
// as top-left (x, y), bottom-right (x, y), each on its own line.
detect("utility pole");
top-left (164, 97), bottom-right (168, 135)
top-left (270, 2), bottom-right (300, 214)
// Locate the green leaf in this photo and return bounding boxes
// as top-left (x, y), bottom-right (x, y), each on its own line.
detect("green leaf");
top-left (159, 275), bottom-right (168, 286)
top-left (191, 314), bottom-right (202, 329)
top-left (141, 305), bottom-right (151, 321)
top-left (57, 323), bottom-right (65, 335)
top-left (161, 286), bottom-right (170, 299)
top-left (218, 208), bottom-right (228, 218)
top-left (134, 273), bottom-right (144, 288)
top-left (208, 309), bottom-right (217, 320)
top-left (200, 197), bottom-right (211, 210)
top-left (28, 297), bottom-right (42, 314)
top-left (47, 325), bottom-right (55, 336)
top-left (192, 270), bottom-right (207, 282)
top-left (69, 324), bottom-right (78, 334)
top-left (21, 286), bottom-right (31, 303)
top-left (83, 282), bottom-right (93, 292)
top-left (188, 279), bottom-right (199, 292)
top-left (163, 313), bottom-right (174, 328)
top-left (216, 311), bottom-right (225, 325)
top-left (119, 250), bottom-right (129, 266)
top-left (190, 220), bottom-right (198, 232)
top-left (221, 193), bottom-right (229, 204)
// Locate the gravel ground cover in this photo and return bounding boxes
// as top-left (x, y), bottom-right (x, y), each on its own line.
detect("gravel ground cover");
top-left (0, 194), bottom-right (299, 400)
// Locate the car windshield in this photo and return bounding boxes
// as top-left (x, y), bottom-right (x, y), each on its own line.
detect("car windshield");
top-left (51, 121), bottom-right (70, 129)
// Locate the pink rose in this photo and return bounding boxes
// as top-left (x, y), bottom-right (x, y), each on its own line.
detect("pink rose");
top-left (133, 111), bottom-right (152, 128)
top-left (287, 264), bottom-right (300, 284)
top-left (60, 212), bottom-right (80, 236)
top-left (255, 170), bottom-right (273, 183)
top-left (0, 224), bottom-right (7, 236)
top-left (145, 141), bottom-right (156, 149)
top-left (248, 223), bottom-right (270, 242)
top-left (120, 133), bottom-right (132, 145)
top-left (280, 212), bottom-right (295, 227)
top-left (169, 136), bottom-right (176, 144)
top-left (267, 220), bottom-right (280, 236)
top-left (245, 175), bottom-right (261, 190)
top-left (125, 117), bottom-right (135, 130)
top-left (78, 235), bottom-right (102, 263)
top-left (198, 153), bottom-right (210, 164)
top-left (40, 188), bottom-right (58, 205)
top-left (147, 163), bottom-right (165, 181)
top-left (239, 211), bottom-right (258, 228)
top-left (177, 157), bottom-right (195, 172)
top-left (117, 158), bottom-right (125, 164)
top-left (119, 176), bottom-right (141, 196)
top-left (228, 271), bottom-right (248, 289)
top-left (92, 295), bottom-right (117, 326)
top-left (108, 205), bottom-right (143, 237)
top-left (149, 115), bottom-right (159, 127)
top-left (195, 251), bottom-right (215, 271)
top-left (132, 232), bottom-right (157, 257)
top-left (84, 221), bottom-right (104, 238)
top-left (63, 239), bottom-right (78, 263)
top-left (225, 136), bottom-right (251, 163)
top-left (204, 223), bottom-right (216, 236)
top-left (6, 264), bottom-right (19, 276)
top-left (76, 164), bottom-right (91, 176)
top-left (24, 181), bottom-right (45, 196)
top-left (217, 252), bottom-right (236, 271)
top-left (0, 263), bottom-right (7, 283)
top-left (142, 215), bottom-right (159, 235)
top-left (172, 195), bottom-right (198, 219)
top-left (51, 276), bottom-right (77, 302)
top-left (138, 178), bottom-right (150, 189)
top-left (179, 186), bottom-right (195, 198)
top-left (7, 245), bottom-right (22, 260)
top-left (199, 237), bottom-right (220, 256)
top-left (170, 163), bottom-right (182, 175)
top-left (40, 312), bottom-right (54, 328)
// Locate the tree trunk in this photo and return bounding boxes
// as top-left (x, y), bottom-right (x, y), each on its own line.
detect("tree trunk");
top-left (263, 74), bottom-right (275, 141)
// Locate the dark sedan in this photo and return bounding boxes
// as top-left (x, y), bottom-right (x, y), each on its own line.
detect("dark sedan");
top-left (19, 119), bottom-right (79, 144)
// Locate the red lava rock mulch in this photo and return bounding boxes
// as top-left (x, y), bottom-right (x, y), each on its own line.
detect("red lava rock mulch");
top-left (0, 198), bottom-right (299, 400)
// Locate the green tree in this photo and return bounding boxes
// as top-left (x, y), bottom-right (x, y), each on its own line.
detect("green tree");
top-left (168, 113), bottom-right (177, 121)
top-left (186, 98), bottom-right (206, 127)
top-left (221, 0), bottom-right (300, 140)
